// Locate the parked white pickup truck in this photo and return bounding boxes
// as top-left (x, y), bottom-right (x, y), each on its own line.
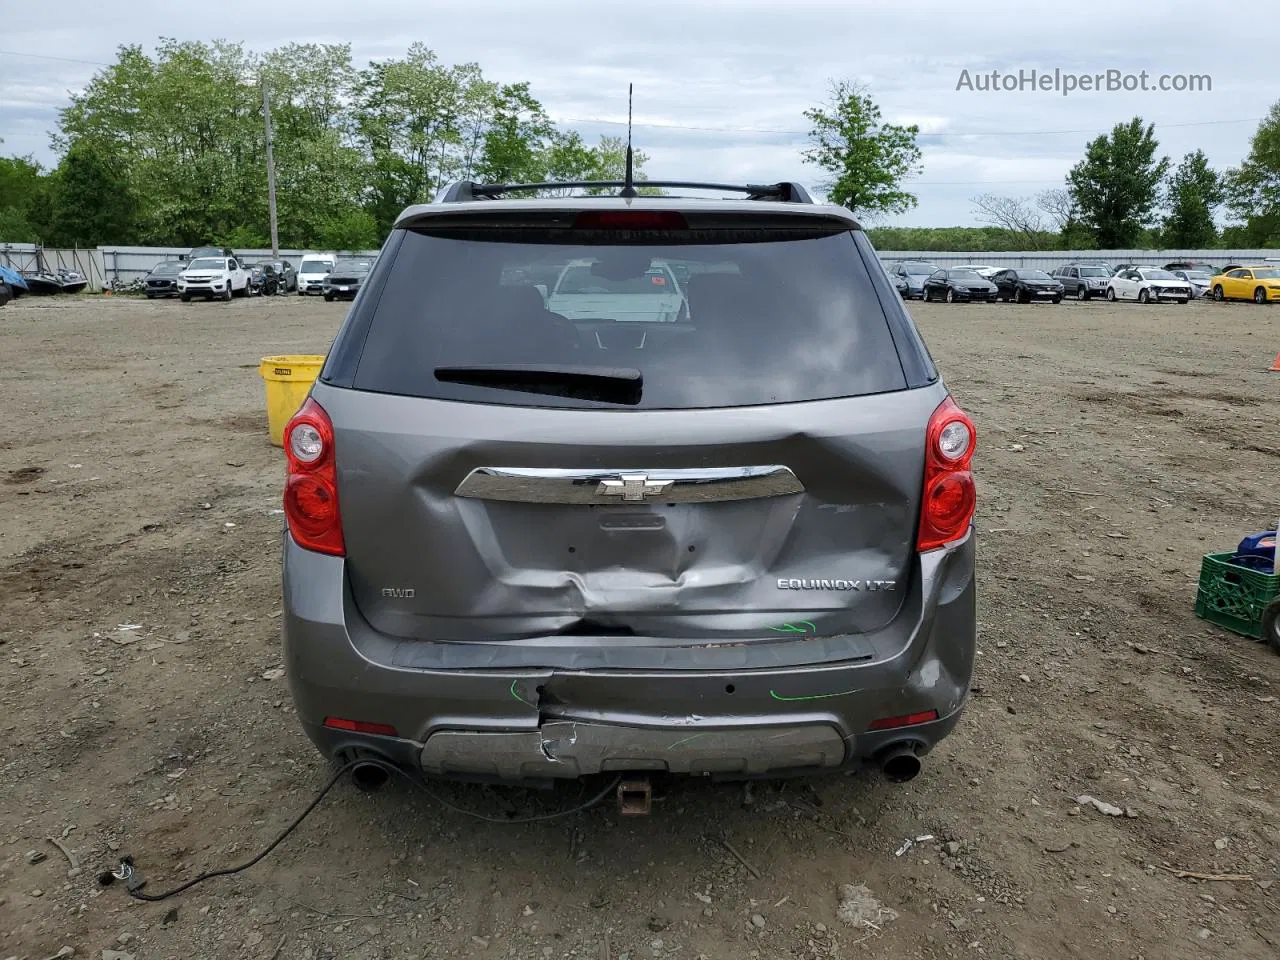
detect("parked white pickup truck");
top-left (177, 256), bottom-right (251, 301)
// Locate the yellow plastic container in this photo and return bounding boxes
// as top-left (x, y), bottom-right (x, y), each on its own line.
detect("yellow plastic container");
top-left (259, 355), bottom-right (325, 447)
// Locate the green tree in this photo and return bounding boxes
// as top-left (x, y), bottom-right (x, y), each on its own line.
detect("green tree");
top-left (475, 82), bottom-right (555, 184)
top-left (1161, 150), bottom-right (1221, 247)
top-left (353, 43), bottom-right (493, 235)
top-left (535, 132), bottom-right (657, 195)
top-left (1224, 103), bottom-right (1280, 245)
top-left (45, 142), bottom-right (137, 247)
top-left (866, 225), bottom-right (1063, 253)
top-left (58, 40), bottom-right (264, 245)
top-left (1066, 118), bottom-right (1169, 248)
top-left (585, 136), bottom-right (660, 194)
top-left (0, 146), bottom-right (50, 241)
top-left (257, 43), bottom-right (369, 246)
top-left (802, 80), bottom-right (921, 219)
top-left (544, 130), bottom-right (597, 182)
top-left (56, 39), bottom-right (366, 247)
top-left (316, 208), bottom-right (380, 250)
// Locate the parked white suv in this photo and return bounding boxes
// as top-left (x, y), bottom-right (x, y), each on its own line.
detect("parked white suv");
top-left (297, 255), bottom-right (336, 296)
top-left (178, 256), bottom-right (251, 301)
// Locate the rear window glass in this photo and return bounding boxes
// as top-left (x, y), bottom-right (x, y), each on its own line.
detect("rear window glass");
top-left (350, 227), bottom-right (908, 409)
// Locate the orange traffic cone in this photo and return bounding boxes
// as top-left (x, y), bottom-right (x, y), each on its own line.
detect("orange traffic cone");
top-left (1271, 352), bottom-right (1280, 372)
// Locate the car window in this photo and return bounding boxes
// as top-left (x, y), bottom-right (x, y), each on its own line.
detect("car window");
top-left (553, 262), bottom-right (676, 295)
top-left (904, 263), bottom-right (935, 276)
top-left (350, 226), bottom-right (909, 410)
top-left (300, 259), bottom-right (331, 273)
top-left (333, 258), bottom-right (375, 272)
top-left (1255, 268), bottom-right (1280, 279)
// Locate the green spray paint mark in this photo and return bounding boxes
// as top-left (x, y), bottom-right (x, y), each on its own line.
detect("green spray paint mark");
top-left (768, 620), bottom-right (817, 635)
top-left (510, 679), bottom-right (535, 708)
top-left (769, 687), bottom-right (859, 702)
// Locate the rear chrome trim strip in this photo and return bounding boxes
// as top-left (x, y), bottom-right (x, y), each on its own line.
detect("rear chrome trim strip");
top-left (454, 466), bottom-right (805, 504)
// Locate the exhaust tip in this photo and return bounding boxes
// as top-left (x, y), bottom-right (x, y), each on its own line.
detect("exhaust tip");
top-left (351, 761), bottom-right (391, 792)
top-left (880, 746), bottom-right (922, 783)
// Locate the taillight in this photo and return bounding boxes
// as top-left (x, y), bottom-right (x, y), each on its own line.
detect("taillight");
top-left (917, 396), bottom-right (976, 552)
top-left (284, 397), bottom-right (345, 556)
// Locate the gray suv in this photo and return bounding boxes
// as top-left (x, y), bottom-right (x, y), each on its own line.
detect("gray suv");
top-left (1051, 263), bottom-right (1111, 300)
top-left (280, 179), bottom-right (978, 790)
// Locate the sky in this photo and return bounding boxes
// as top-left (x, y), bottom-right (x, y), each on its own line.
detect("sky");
top-left (0, 0), bottom-right (1272, 227)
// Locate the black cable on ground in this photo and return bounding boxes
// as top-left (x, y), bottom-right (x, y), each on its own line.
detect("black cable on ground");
top-left (102, 760), bottom-right (623, 902)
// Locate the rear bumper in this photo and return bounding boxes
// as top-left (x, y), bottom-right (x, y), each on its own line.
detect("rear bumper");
top-left (282, 532), bottom-right (976, 783)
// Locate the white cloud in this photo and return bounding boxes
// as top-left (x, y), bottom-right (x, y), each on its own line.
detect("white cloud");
top-left (0, 0), bottom-right (1266, 225)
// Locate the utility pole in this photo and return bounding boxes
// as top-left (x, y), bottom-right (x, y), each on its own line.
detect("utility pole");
top-left (262, 83), bottom-right (280, 257)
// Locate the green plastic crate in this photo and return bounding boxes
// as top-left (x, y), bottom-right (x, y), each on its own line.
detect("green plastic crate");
top-left (1194, 552), bottom-right (1280, 639)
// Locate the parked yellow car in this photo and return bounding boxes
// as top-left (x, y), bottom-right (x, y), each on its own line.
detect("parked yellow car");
top-left (1210, 265), bottom-right (1280, 303)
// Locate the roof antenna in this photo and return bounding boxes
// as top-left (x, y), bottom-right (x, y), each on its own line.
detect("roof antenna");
top-left (619, 83), bottom-right (637, 199)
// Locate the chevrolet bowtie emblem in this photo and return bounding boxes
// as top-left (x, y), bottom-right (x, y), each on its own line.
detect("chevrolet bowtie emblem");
top-left (596, 474), bottom-right (674, 501)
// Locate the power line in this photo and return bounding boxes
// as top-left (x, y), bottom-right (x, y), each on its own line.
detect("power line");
top-left (909, 179), bottom-right (1064, 186)
top-left (0, 49), bottom-right (112, 67)
top-left (552, 115), bottom-right (1263, 138)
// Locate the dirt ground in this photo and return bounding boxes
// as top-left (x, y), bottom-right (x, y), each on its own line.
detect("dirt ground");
top-left (1, 292), bottom-right (1278, 960)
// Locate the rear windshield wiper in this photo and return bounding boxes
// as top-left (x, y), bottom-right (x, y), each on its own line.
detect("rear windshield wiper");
top-left (434, 364), bottom-right (643, 405)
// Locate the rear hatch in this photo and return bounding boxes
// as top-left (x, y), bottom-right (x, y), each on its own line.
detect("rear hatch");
top-left (320, 204), bottom-right (938, 643)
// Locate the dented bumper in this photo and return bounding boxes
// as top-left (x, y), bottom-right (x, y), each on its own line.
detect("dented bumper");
top-left (282, 532), bottom-right (976, 783)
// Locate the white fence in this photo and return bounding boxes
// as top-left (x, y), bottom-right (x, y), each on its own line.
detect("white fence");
top-left (5, 242), bottom-right (1278, 293)
top-left (0, 243), bottom-right (380, 292)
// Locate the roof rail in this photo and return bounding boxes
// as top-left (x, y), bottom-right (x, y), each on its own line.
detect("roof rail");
top-left (434, 180), bottom-right (814, 204)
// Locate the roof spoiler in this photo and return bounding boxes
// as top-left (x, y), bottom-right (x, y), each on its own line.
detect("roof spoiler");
top-left (434, 180), bottom-right (815, 204)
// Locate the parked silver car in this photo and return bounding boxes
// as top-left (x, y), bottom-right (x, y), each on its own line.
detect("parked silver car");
top-left (280, 179), bottom-right (978, 790)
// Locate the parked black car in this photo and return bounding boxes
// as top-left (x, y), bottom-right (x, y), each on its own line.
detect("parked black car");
top-left (1051, 263), bottom-right (1111, 300)
top-left (1164, 261), bottom-right (1217, 274)
top-left (143, 260), bottom-right (184, 299)
top-left (322, 256), bottom-right (375, 301)
top-left (991, 268), bottom-right (1064, 303)
top-left (921, 268), bottom-right (999, 302)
